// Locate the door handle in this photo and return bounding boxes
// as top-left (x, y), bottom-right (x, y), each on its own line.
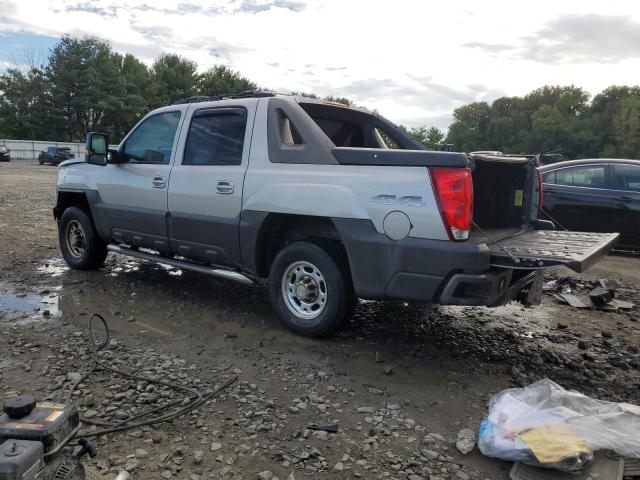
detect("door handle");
top-left (216, 180), bottom-right (234, 194)
top-left (152, 176), bottom-right (166, 189)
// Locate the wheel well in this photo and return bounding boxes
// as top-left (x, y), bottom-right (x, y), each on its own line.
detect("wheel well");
top-left (54, 191), bottom-right (91, 222)
top-left (254, 214), bottom-right (349, 278)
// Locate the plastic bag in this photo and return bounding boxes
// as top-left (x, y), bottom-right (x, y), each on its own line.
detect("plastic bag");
top-left (478, 379), bottom-right (640, 473)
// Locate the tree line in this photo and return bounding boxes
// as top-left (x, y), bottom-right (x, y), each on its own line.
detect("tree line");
top-left (446, 85), bottom-right (640, 159)
top-left (0, 36), bottom-right (638, 158)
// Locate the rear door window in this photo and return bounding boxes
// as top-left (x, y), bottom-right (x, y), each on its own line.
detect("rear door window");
top-left (183, 109), bottom-right (247, 166)
top-left (614, 164), bottom-right (640, 192)
top-left (548, 165), bottom-right (607, 188)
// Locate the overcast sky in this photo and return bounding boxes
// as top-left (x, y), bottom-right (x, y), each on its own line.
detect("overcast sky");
top-left (1, 0), bottom-right (639, 128)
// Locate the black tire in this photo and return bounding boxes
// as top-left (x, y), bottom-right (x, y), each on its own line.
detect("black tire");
top-left (268, 241), bottom-right (353, 337)
top-left (59, 207), bottom-right (107, 269)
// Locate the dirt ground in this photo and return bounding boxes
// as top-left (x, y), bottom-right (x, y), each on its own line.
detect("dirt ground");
top-left (1, 161), bottom-right (639, 480)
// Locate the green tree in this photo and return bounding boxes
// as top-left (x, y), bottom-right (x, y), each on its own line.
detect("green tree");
top-left (47, 36), bottom-right (123, 141)
top-left (445, 102), bottom-right (490, 151)
top-left (152, 54), bottom-right (198, 105)
top-left (409, 126), bottom-right (444, 148)
top-left (104, 53), bottom-right (155, 140)
top-left (198, 65), bottom-right (257, 96)
top-left (0, 66), bottom-right (51, 139)
top-left (527, 105), bottom-right (572, 154)
top-left (323, 95), bottom-right (353, 106)
top-left (615, 96), bottom-right (640, 159)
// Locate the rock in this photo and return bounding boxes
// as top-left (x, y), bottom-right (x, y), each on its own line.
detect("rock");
top-left (374, 351), bottom-right (384, 363)
top-left (67, 372), bottom-right (82, 383)
top-left (357, 406), bottom-right (375, 413)
top-left (422, 449), bottom-right (439, 460)
top-left (210, 442), bottom-right (223, 452)
top-left (455, 428), bottom-right (476, 454)
top-left (193, 450), bottom-right (204, 465)
top-left (114, 410), bottom-right (129, 420)
top-left (83, 409), bottom-right (98, 419)
top-left (383, 365), bottom-right (393, 375)
top-left (124, 458), bottom-right (141, 472)
top-left (578, 340), bottom-right (590, 350)
top-left (258, 471), bottom-right (274, 480)
top-left (602, 329), bottom-right (613, 338)
top-left (333, 461), bottom-right (344, 471)
top-left (134, 448), bottom-right (148, 458)
top-left (312, 430), bottom-right (328, 440)
top-left (160, 470), bottom-right (173, 479)
top-left (456, 471), bottom-right (470, 480)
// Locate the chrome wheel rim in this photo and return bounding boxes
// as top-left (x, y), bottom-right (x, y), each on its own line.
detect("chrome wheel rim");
top-left (281, 261), bottom-right (327, 320)
top-left (66, 220), bottom-right (86, 258)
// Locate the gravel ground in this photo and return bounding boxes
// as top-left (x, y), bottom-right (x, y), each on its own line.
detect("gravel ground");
top-left (1, 161), bottom-right (638, 480)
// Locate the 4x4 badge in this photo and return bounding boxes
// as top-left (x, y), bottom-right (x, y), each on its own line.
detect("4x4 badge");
top-left (370, 195), bottom-right (426, 207)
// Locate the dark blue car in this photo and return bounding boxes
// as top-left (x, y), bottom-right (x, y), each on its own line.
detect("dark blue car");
top-left (539, 158), bottom-right (640, 250)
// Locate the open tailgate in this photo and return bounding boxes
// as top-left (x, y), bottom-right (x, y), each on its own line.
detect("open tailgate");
top-left (487, 230), bottom-right (619, 272)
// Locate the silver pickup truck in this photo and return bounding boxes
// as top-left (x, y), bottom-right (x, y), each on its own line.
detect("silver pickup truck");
top-left (54, 92), bottom-right (618, 336)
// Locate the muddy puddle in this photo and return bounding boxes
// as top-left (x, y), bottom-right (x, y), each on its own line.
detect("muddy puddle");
top-left (36, 259), bottom-right (68, 277)
top-left (0, 286), bottom-right (61, 323)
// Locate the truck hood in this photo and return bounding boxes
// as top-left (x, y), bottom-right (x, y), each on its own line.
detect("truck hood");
top-left (59, 158), bottom-right (86, 168)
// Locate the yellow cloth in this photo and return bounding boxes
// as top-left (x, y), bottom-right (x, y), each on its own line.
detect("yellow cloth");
top-left (517, 424), bottom-right (589, 463)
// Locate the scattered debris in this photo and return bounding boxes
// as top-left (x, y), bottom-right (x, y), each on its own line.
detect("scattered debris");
top-left (546, 276), bottom-right (635, 311)
top-left (307, 423), bottom-right (339, 434)
top-left (478, 379), bottom-right (640, 473)
top-left (455, 428), bottom-right (476, 454)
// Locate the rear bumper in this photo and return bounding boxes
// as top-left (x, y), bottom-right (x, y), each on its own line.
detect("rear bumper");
top-left (438, 269), bottom-right (537, 306)
top-left (332, 218), bottom-right (536, 306)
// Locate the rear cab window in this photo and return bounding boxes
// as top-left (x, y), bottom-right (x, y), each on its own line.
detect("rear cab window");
top-left (297, 101), bottom-right (418, 150)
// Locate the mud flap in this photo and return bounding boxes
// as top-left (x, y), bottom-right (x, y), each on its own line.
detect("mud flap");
top-left (487, 230), bottom-right (619, 273)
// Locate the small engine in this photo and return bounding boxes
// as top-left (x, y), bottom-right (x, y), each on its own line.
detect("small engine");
top-left (0, 395), bottom-right (95, 480)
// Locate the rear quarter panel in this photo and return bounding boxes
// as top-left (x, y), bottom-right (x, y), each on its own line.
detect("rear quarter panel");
top-left (243, 99), bottom-right (449, 241)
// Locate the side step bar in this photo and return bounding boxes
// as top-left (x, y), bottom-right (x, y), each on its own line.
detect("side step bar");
top-left (106, 244), bottom-right (254, 285)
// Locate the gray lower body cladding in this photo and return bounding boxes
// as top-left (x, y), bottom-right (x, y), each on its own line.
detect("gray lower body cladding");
top-left (332, 218), bottom-right (531, 306)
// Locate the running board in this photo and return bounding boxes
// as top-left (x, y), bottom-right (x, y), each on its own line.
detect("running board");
top-left (106, 244), bottom-right (253, 285)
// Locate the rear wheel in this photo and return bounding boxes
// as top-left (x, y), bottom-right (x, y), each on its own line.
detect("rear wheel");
top-left (59, 207), bottom-right (107, 269)
top-left (269, 242), bottom-right (353, 337)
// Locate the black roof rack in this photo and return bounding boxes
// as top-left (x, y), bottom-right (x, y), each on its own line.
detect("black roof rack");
top-left (172, 91), bottom-right (276, 105)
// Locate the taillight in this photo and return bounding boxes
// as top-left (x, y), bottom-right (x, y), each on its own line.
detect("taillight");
top-left (430, 167), bottom-right (473, 241)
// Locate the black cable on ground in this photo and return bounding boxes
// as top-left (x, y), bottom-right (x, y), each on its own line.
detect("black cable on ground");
top-left (67, 313), bottom-right (238, 439)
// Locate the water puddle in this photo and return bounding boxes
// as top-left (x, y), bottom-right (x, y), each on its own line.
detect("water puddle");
top-left (107, 257), bottom-right (183, 277)
top-left (0, 287), bottom-right (61, 323)
top-left (37, 259), bottom-right (69, 277)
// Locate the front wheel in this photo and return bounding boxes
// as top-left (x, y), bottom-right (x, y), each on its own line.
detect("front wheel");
top-left (268, 242), bottom-right (353, 337)
top-left (58, 207), bottom-right (107, 269)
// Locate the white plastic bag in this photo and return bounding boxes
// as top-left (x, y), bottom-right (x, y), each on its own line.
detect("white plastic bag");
top-left (478, 379), bottom-right (640, 473)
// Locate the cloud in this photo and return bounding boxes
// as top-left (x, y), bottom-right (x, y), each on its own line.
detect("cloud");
top-left (463, 42), bottom-right (515, 53)
top-left (66, 3), bottom-right (118, 17)
top-left (236, 0), bottom-right (305, 14)
top-left (519, 14), bottom-right (640, 64)
top-left (465, 14), bottom-right (640, 64)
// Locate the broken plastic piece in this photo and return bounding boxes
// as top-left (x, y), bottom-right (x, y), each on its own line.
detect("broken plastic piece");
top-left (589, 286), bottom-right (614, 307)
